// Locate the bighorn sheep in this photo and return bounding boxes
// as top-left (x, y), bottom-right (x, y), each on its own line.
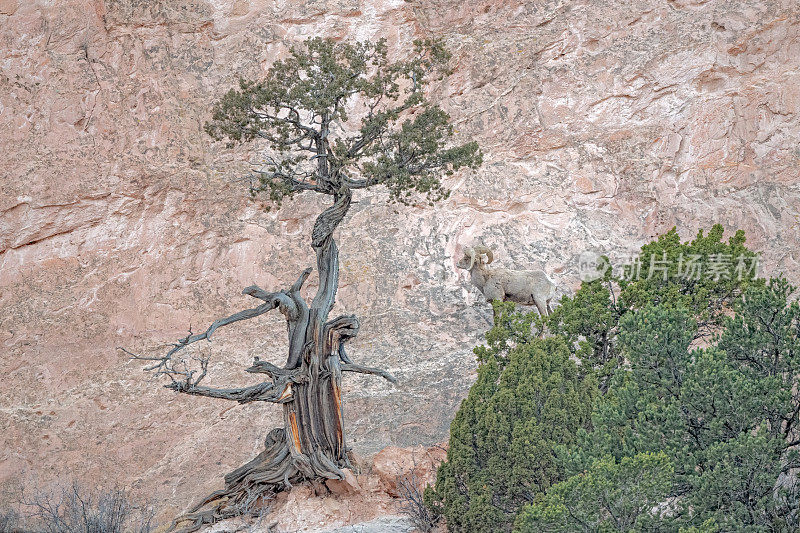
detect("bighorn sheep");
top-left (456, 245), bottom-right (556, 316)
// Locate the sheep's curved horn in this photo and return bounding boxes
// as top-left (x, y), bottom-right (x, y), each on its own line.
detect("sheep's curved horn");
top-left (473, 245), bottom-right (494, 264)
top-left (463, 246), bottom-right (477, 270)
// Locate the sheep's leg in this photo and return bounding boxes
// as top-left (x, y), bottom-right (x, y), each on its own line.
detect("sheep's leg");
top-left (533, 298), bottom-right (548, 317)
top-left (546, 299), bottom-right (553, 315)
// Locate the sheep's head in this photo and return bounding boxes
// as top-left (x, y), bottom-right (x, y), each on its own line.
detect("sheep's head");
top-left (456, 245), bottom-right (494, 270)
top-left (473, 245), bottom-right (494, 264)
top-left (456, 247), bottom-right (476, 270)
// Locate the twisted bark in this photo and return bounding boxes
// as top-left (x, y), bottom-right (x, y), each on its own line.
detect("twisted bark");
top-left (145, 187), bottom-right (395, 532)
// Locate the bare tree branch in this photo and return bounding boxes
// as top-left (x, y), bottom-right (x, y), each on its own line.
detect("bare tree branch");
top-left (122, 268), bottom-right (316, 391)
top-left (246, 358), bottom-right (296, 378)
top-left (341, 363), bottom-right (397, 384)
top-left (164, 380), bottom-right (292, 404)
top-left (164, 302), bottom-right (284, 359)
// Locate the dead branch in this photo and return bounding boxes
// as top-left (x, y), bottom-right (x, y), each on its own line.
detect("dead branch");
top-left (341, 363), bottom-right (397, 384)
top-left (164, 381), bottom-right (281, 404)
top-left (121, 269), bottom-right (315, 391)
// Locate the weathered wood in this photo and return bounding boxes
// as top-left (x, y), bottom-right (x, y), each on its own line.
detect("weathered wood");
top-left (138, 187), bottom-right (397, 533)
top-left (341, 363), bottom-right (397, 384)
top-left (245, 359), bottom-right (294, 378)
top-left (164, 381), bottom-right (276, 403)
top-left (148, 37), bottom-right (483, 532)
top-left (310, 188), bottom-right (351, 312)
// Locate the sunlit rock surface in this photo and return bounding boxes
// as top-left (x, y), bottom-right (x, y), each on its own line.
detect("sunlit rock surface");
top-left (1, 0), bottom-right (799, 521)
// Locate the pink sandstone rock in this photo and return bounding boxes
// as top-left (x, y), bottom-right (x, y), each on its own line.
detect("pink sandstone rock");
top-left (325, 469), bottom-right (362, 496)
top-left (371, 444), bottom-right (447, 497)
top-left (1, 0), bottom-right (799, 526)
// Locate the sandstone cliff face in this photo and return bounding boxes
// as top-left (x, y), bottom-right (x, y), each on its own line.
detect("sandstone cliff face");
top-left (1, 0), bottom-right (799, 521)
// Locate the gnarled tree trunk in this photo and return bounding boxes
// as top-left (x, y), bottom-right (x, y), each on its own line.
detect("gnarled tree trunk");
top-left (140, 189), bottom-right (395, 532)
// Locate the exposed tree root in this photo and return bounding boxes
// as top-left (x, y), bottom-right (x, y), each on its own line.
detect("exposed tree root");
top-left (169, 430), bottom-right (296, 533)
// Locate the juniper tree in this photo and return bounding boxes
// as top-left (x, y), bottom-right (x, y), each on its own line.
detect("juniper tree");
top-left (428, 227), bottom-right (784, 532)
top-left (546, 224), bottom-right (760, 390)
top-left (515, 452), bottom-right (674, 532)
top-left (521, 278), bottom-right (800, 532)
top-left (513, 231), bottom-right (798, 532)
top-left (424, 303), bottom-right (596, 532)
top-left (130, 37), bottom-right (480, 531)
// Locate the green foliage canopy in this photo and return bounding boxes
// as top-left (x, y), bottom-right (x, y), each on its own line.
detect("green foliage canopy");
top-left (430, 227), bottom-right (798, 532)
top-left (425, 305), bottom-right (596, 532)
top-left (547, 224), bottom-right (760, 389)
top-left (515, 452), bottom-right (674, 532)
top-left (205, 37), bottom-right (481, 207)
top-left (542, 277), bottom-right (800, 531)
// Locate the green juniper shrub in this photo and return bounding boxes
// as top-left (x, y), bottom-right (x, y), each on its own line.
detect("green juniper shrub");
top-left (431, 227), bottom-right (796, 532)
top-left (425, 303), bottom-right (596, 532)
top-left (521, 278), bottom-right (799, 531)
top-left (615, 225), bottom-right (760, 333)
top-left (547, 224), bottom-right (760, 390)
top-left (514, 452), bottom-right (673, 532)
